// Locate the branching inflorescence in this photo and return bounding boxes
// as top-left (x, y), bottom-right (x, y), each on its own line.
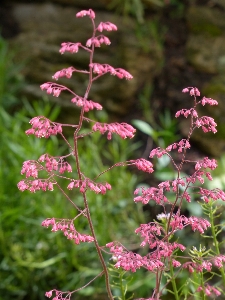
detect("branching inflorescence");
top-left (18, 8), bottom-right (225, 300)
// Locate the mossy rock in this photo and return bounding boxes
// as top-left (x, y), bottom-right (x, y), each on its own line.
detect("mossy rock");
top-left (187, 6), bottom-right (225, 36)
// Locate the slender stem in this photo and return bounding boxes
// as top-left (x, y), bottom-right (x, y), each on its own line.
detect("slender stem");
top-left (82, 191), bottom-right (114, 299)
top-left (154, 97), bottom-right (199, 298)
top-left (169, 261), bottom-right (179, 300)
top-left (209, 203), bottom-right (225, 285)
top-left (200, 272), bottom-right (206, 300)
top-left (119, 271), bottom-right (126, 300)
top-left (71, 18), bottom-right (113, 299)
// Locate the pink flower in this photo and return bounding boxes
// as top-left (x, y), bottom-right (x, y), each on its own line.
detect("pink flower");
top-left (97, 22), bottom-right (117, 32)
top-left (213, 255), bottom-right (225, 268)
top-left (76, 9), bottom-right (95, 19)
top-left (175, 108), bottom-right (198, 119)
top-left (182, 87), bottom-right (200, 96)
top-left (89, 63), bottom-right (133, 80)
top-left (201, 96), bottom-right (218, 106)
top-left (17, 180), bottom-right (29, 191)
top-left (92, 122), bottom-right (136, 139)
top-left (134, 186), bottom-right (169, 205)
top-left (190, 87), bottom-right (200, 96)
top-left (172, 259), bottom-right (181, 267)
top-left (45, 290), bottom-right (53, 298)
top-left (71, 96), bottom-right (102, 111)
top-left (194, 116), bottom-right (217, 133)
top-left (195, 157), bottom-right (217, 171)
top-left (26, 116), bottom-right (63, 138)
top-left (166, 139), bottom-right (191, 153)
top-left (59, 42), bottom-right (81, 54)
top-left (40, 82), bottom-right (67, 98)
top-left (149, 147), bottom-right (167, 158)
top-left (197, 284), bottom-right (221, 296)
top-left (128, 159), bottom-right (154, 173)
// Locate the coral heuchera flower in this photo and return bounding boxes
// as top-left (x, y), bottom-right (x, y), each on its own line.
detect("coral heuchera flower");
top-left (17, 4), bottom-right (225, 299)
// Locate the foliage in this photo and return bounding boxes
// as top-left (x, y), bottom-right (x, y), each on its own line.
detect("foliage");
top-left (108, 0), bottom-right (146, 23)
top-left (107, 0), bottom-right (185, 22)
top-left (1, 101), bottom-right (150, 299)
top-left (0, 35), bottom-right (24, 110)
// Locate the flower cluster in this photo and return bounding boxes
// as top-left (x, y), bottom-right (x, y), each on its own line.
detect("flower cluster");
top-left (201, 96), bottom-right (218, 106)
top-left (183, 260), bottom-right (212, 273)
top-left (59, 42), bottom-right (83, 54)
top-left (199, 188), bottom-right (225, 202)
top-left (52, 67), bottom-right (77, 80)
top-left (71, 96), bottom-right (102, 111)
top-left (134, 186), bottom-right (169, 205)
top-left (187, 170), bottom-right (211, 185)
top-left (40, 82), bottom-right (66, 97)
top-left (86, 35), bottom-right (111, 47)
top-left (182, 87), bottom-right (200, 97)
top-left (76, 9), bottom-right (95, 19)
top-left (45, 290), bottom-right (73, 300)
top-left (106, 242), bottom-right (164, 272)
top-left (169, 215), bottom-right (211, 234)
top-left (195, 116), bottom-right (217, 133)
top-left (26, 116), bottom-right (62, 138)
top-left (195, 157), bottom-right (217, 171)
top-left (42, 218), bottom-right (94, 244)
top-left (166, 139), bottom-right (191, 153)
top-left (171, 178), bottom-right (186, 191)
top-left (21, 160), bottom-right (40, 178)
top-left (135, 223), bottom-right (163, 247)
top-left (175, 108), bottom-right (198, 118)
top-left (90, 63), bottom-right (133, 79)
top-left (92, 122), bottom-right (136, 139)
top-left (18, 179), bottom-right (54, 192)
top-left (39, 154), bottom-right (72, 174)
top-left (20, 155), bottom-right (72, 179)
top-left (213, 255), bottom-right (225, 268)
top-left (197, 284), bottom-right (221, 297)
top-left (128, 158), bottom-right (154, 173)
top-left (97, 22), bottom-right (117, 32)
top-left (149, 147), bottom-right (167, 158)
top-left (67, 178), bottom-right (111, 194)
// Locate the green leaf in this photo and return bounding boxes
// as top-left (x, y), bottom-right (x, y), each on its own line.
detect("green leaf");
top-left (132, 119), bottom-right (154, 136)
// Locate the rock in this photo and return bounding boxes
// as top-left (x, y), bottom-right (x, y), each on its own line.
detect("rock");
top-left (186, 5), bottom-right (225, 74)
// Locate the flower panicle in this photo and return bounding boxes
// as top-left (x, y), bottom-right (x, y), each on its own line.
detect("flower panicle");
top-left (86, 35), bottom-right (111, 47)
top-left (90, 63), bottom-right (133, 80)
top-left (45, 289), bottom-right (73, 300)
top-left (40, 82), bottom-right (66, 97)
top-left (20, 155), bottom-right (72, 179)
top-left (97, 22), bottom-right (117, 32)
top-left (67, 178), bottom-right (111, 195)
top-left (76, 9), bottom-right (95, 19)
top-left (18, 179), bottom-right (54, 193)
top-left (92, 122), bottom-right (136, 139)
top-left (71, 96), bottom-right (103, 112)
top-left (42, 218), bottom-right (94, 244)
top-left (26, 116), bottom-right (62, 138)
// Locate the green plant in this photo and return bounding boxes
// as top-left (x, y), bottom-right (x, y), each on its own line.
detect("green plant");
top-left (0, 35), bottom-right (24, 110)
top-left (1, 101), bottom-right (147, 299)
top-left (15, 7), bottom-right (225, 300)
top-left (108, 0), bottom-right (145, 23)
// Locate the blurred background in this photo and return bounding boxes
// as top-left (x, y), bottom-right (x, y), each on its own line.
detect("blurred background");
top-left (1, 0), bottom-right (225, 299)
